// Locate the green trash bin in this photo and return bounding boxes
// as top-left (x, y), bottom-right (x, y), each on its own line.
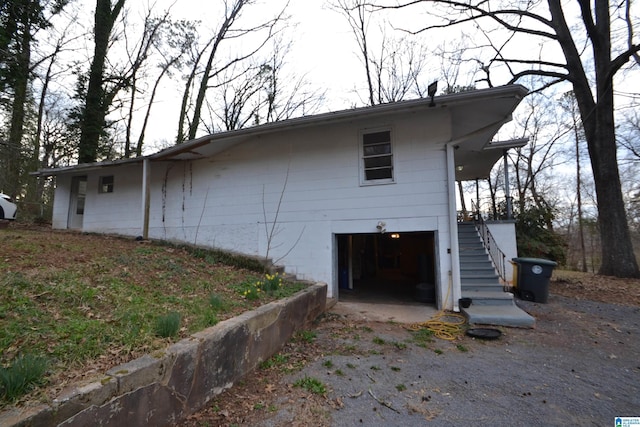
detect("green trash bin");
top-left (512, 257), bottom-right (557, 303)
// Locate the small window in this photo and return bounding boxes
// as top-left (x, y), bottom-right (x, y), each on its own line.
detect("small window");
top-left (99, 175), bottom-right (114, 193)
top-left (361, 129), bottom-right (393, 183)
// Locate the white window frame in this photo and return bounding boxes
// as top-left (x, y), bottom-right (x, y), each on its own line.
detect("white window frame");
top-left (98, 175), bottom-right (114, 194)
top-left (359, 127), bottom-right (395, 185)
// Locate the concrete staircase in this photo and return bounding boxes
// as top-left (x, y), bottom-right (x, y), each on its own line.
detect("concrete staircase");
top-left (458, 222), bottom-right (535, 328)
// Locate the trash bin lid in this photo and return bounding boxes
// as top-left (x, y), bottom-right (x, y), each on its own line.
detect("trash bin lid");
top-left (512, 257), bottom-right (558, 267)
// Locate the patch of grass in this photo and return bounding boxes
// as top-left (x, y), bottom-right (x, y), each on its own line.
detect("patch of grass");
top-left (393, 341), bottom-right (407, 350)
top-left (343, 345), bottom-right (357, 353)
top-left (293, 376), bottom-right (326, 395)
top-left (346, 363), bottom-right (356, 369)
top-left (154, 312), bottom-right (181, 338)
top-left (370, 365), bottom-right (381, 371)
top-left (372, 336), bottom-right (385, 345)
top-left (361, 326), bottom-right (373, 333)
top-left (395, 384), bottom-right (407, 391)
top-left (0, 354), bottom-right (48, 402)
top-left (456, 344), bottom-right (469, 352)
top-left (0, 229), bottom-right (312, 404)
top-left (208, 293), bottom-right (226, 311)
top-left (335, 369), bottom-right (345, 376)
top-left (260, 353), bottom-right (289, 370)
top-left (322, 360), bottom-right (334, 368)
top-left (295, 330), bottom-right (317, 343)
top-left (411, 328), bottom-right (435, 348)
top-left (390, 366), bottom-right (401, 372)
top-left (434, 349), bottom-right (443, 355)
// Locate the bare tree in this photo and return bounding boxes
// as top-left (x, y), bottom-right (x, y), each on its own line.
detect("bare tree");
top-left (177, 0), bottom-right (288, 142)
top-left (559, 91), bottom-right (589, 271)
top-left (208, 38), bottom-right (325, 131)
top-left (135, 19), bottom-right (196, 156)
top-left (373, 0), bottom-right (640, 277)
top-left (333, 0), bottom-right (430, 105)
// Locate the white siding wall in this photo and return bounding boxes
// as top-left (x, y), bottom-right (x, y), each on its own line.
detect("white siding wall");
top-left (51, 175), bottom-right (72, 229)
top-left (81, 165), bottom-right (143, 236)
top-left (146, 110), bottom-right (454, 302)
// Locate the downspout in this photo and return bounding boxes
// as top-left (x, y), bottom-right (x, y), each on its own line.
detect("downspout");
top-left (142, 158), bottom-right (150, 239)
top-left (503, 149), bottom-right (512, 219)
top-left (446, 143), bottom-right (462, 312)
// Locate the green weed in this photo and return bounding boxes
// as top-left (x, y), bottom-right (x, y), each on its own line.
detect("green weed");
top-left (208, 293), bottom-right (226, 311)
top-left (293, 376), bottom-right (326, 395)
top-left (154, 312), bottom-right (181, 338)
top-left (260, 354), bottom-right (289, 370)
top-left (411, 328), bottom-right (435, 347)
top-left (296, 330), bottom-right (317, 343)
top-left (0, 354), bottom-right (48, 402)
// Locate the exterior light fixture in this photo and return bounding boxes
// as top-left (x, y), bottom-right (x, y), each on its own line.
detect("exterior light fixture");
top-left (456, 165), bottom-right (464, 171)
top-left (390, 233), bottom-right (400, 239)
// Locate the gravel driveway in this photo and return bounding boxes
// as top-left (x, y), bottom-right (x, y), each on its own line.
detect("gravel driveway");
top-left (182, 294), bottom-right (640, 426)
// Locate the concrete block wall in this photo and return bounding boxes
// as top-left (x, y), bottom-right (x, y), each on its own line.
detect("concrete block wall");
top-left (1, 283), bottom-right (327, 427)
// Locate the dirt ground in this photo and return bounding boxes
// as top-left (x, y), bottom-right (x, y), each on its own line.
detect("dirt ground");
top-left (180, 271), bottom-right (640, 426)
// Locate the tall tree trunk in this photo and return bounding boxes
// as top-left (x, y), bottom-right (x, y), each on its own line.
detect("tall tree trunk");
top-left (575, 114), bottom-right (588, 272)
top-left (6, 2), bottom-right (31, 198)
top-left (78, 0), bottom-right (125, 164)
top-left (548, 0), bottom-right (639, 277)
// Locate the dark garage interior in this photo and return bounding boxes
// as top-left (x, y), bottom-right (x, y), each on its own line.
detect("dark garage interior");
top-left (336, 231), bottom-right (436, 304)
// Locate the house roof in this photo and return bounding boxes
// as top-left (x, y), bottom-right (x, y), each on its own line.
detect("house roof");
top-left (34, 84), bottom-right (528, 180)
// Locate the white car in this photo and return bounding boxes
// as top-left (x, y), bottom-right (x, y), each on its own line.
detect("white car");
top-left (0, 193), bottom-right (17, 220)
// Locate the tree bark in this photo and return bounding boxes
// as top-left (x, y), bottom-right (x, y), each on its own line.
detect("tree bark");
top-left (78, 0), bottom-right (125, 164)
top-left (5, 1), bottom-right (32, 198)
top-left (548, 0), bottom-right (639, 277)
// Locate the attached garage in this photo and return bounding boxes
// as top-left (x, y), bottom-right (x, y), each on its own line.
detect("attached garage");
top-left (336, 231), bottom-right (437, 305)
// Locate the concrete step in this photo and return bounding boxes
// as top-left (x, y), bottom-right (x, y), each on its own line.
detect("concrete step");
top-left (462, 283), bottom-right (505, 293)
top-left (459, 250), bottom-right (488, 258)
top-left (461, 304), bottom-right (535, 328)
top-left (460, 290), bottom-right (514, 306)
top-left (460, 261), bottom-right (494, 269)
top-left (461, 265), bottom-right (496, 273)
top-left (461, 272), bottom-right (498, 282)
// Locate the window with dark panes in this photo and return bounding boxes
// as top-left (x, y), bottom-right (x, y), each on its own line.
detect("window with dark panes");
top-left (362, 130), bottom-right (393, 182)
top-left (99, 175), bottom-right (114, 193)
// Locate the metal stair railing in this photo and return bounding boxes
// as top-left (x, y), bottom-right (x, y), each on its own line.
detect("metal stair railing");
top-left (471, 204), bottom-right (508, 285)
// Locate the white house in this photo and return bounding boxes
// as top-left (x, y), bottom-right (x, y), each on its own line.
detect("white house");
top-left (36, 85), bottom-right (530, 317)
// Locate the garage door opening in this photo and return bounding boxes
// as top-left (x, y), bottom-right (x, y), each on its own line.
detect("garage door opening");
top-left (336, 232), bottom-right (436, 305)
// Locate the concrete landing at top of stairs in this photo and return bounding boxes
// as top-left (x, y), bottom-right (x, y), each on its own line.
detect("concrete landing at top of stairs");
top-left (461, 303), bottom-right (535, 328)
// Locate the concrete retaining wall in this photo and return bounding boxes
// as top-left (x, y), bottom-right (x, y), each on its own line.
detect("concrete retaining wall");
top-left (1, 283), bottom-right (327, 427)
